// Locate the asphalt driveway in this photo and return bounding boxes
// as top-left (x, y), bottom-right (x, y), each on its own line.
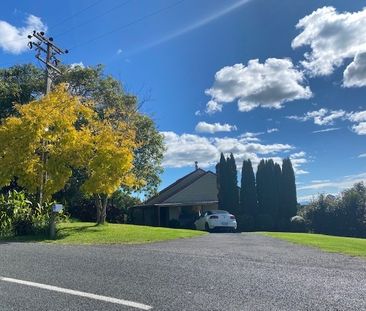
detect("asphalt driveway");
top-left (0, 233), bottom-right (365, 310)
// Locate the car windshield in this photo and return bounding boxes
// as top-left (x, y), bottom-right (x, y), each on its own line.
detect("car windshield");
top-left (211, 210), bottom-right (229, 214)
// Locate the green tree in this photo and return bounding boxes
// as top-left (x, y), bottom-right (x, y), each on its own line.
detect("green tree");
top-left (280, 158), bottom-right (297, 225)
top-left (0, 64), bottom-right (44, 119)
top-left (227, 153), bottom-right (239, 215)
top-left (216, 153), bottom-right (228, 210)
top-left (240, 159), bottom-right (257, 217)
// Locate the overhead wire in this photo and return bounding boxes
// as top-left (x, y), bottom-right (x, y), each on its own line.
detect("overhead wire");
top-left (53, 0), bottom-right (131, 38)
top-left (68, 0), bottom-right (186, 51)
top-left (48, 0), bottom-right (103, 30)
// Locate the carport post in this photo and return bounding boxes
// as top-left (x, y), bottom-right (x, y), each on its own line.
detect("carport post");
top-left (157, 206), bottom-right (161, 227)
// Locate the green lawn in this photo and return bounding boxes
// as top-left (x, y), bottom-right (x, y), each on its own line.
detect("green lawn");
top-left (262, 232), bottom-right (366, 257)
top-left (1, 222), bottom-right (207, 244)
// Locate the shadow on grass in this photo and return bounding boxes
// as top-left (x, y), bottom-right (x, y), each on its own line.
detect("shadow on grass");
top-left (56, 223), bottom-right (98, 240)
top-left (0, 223), bottom-right (98, 244)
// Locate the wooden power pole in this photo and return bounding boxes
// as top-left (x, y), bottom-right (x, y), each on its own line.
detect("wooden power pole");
top-left (27, 31), bottom-right (68, 207)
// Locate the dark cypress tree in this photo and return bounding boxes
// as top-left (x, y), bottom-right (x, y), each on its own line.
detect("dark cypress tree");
top-left (228, 153), bottom-right (239, 215)
top-left (273, 162), bottom-right (282, 228)
top-left (256, 159), bottom-right (266, 214)
top-left (280, 158), bottom-right (298, 225)
top-left (216, 153), bottom-right (228, 210)
top-left (240, 159), bottom-right (257, 217)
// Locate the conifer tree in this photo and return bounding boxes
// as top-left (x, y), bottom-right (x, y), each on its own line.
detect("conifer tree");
top-left (228, 153), bottom-right (239, 214)
top-left (216, 153), bottom-right (228, 210)
top-left (280, 158), bottom-right (298, 222)
top-left (240, 159), bottom-right (257, 217)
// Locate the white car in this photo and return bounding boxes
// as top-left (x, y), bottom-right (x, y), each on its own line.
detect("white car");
top-left (194, 210), bottom-right (237, 232)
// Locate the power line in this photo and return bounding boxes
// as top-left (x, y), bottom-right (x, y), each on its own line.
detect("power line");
top-left (69, 0), bottom-right (185, 51)
top-left (48, 0), bottom-right (103, 30)
top-left (54, 0), bottom-right (131, 38)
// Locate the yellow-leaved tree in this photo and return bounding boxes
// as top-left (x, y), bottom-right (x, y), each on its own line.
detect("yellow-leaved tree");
top-left (0, 85), bottom-right (137, 224)
top-left (81, 109), bottom-right (137, 224)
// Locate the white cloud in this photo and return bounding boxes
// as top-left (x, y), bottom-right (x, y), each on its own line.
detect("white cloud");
top-left (343, 52), bottom-right (366, 87)
top-left (352, 122), bottom-right (366, 135)
top-left (267, 128), bottom-right (279, 133)
top-left (0, 14), bottom-right (46, 54)
top-left (298, 172), bottom-right (366, 191)
top-left (195, 121), bottom-right (237, 134)
top-left (161, 131), bottom-right (304, 172)
top-left (116, 48), bottom-right (123, 55)
top-left (205, 58), bottom-right (312, 113)
top-left (347, 110), bottom-right (366, 122)
top-left (292, 6), bottom-right (366, 78)
top-left (70, 62), bottom-right (84, 69)
top-left (161, 132), bottom-right (218, 168)
top-left (194, 110), bottom-right (202, 116)
top-left (312, 127), bottom-right (340, 133)
top-left (287, 108), bottom-right (346, 125)
top-left (205, 100), bottom-right (222, 114)
top-left (311, 179), bottom-right (330, 183)
top-left (358, 153), bottom-right (366, 158)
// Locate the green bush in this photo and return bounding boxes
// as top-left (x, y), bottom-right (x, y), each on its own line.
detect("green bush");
top-left (0, 190), bottom-right (67, 237)
top-left (168, 219), bottom-right (181, 228)
top-left (290, 216), bottom-right (306, 232)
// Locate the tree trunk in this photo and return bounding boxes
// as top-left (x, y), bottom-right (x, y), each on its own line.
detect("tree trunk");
top-left (95, 194), bottom-right (108, 225)
top-left (95, 194), bottom-right (102, 225)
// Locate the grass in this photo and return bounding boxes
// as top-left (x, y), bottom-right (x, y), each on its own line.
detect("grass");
top-left (0, 222), bottom-right (207, 245)
top-left (262, 232), bottom-right (366, 257)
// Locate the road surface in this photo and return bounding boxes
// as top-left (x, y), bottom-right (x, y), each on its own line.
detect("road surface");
top-left (1, 233), bottom-right (366, 310)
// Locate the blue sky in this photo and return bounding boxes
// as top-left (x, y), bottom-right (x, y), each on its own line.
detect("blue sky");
top-left (1, 0), bottom-right (366, 202)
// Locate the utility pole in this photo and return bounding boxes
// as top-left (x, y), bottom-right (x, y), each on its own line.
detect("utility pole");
top-left (28, 31), bottom-right (68, 239)
top-left (28, 31), bottom-right (68, 95)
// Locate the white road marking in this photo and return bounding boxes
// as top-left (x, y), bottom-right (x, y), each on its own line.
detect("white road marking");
top-left (0, 276), bottom-right (152, 310)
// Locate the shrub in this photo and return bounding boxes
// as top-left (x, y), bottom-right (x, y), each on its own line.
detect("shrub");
top-left (290, 216), bottom-right (306, 232)
top-left (168, 219), bottom-right (181, 228)
top-left (0, 190), bottom-right (67, 237)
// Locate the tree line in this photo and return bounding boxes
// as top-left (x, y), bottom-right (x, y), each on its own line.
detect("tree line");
top-left (216, 153), bottom-right (297, 231)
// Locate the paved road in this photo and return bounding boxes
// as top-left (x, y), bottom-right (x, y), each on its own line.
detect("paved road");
top-left (1, 233), bottom-right (366, 310)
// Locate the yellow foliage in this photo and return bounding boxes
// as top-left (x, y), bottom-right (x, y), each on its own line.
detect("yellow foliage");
top-left (0, 85), bottom-right (136, 201)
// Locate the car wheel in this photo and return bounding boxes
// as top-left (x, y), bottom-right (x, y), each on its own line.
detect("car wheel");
top-left (205, 222), bottom-right (210, 232)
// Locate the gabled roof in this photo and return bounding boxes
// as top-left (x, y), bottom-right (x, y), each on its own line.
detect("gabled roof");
top-left (144, 168), bottom-right (216, 205)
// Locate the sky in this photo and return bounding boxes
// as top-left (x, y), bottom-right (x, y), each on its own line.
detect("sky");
top-left (1, 0), bottom-right (366, 202)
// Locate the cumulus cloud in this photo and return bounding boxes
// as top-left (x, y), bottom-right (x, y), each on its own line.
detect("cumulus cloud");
top-left (352, 122), bottom-right (366, 135)
top-left (161, 132), bottom-right (218, 168)
top-left (0, 14), bottom-right (46, 54)
top-left (205, 100), bottom-right (222, 114)
top-left (161, 131), bottom-right (306, 174)
top-left (287, 108), bottom-right (346, 125)
top-left (343, 52), bottom-right (366, 87)
top-left (195, 121), bottom-right (237, 134)
top-left (205, 58), bottom-right (312, 113)
top-left (347, 110), bottom-right (366, 122)
top-left (292, 6), bottom-right (366, 81)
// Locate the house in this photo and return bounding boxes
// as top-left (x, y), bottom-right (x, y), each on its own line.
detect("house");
top-left (131, 168), bottom-right (218, 228)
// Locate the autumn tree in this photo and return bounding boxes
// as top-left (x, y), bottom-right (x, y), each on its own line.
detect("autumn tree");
top-left (0, 86), bottom-right (137, 224)
top-left (0, 64), bottom-right (164, 199)
top-left (0, 85), bottom-right (91, 202)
